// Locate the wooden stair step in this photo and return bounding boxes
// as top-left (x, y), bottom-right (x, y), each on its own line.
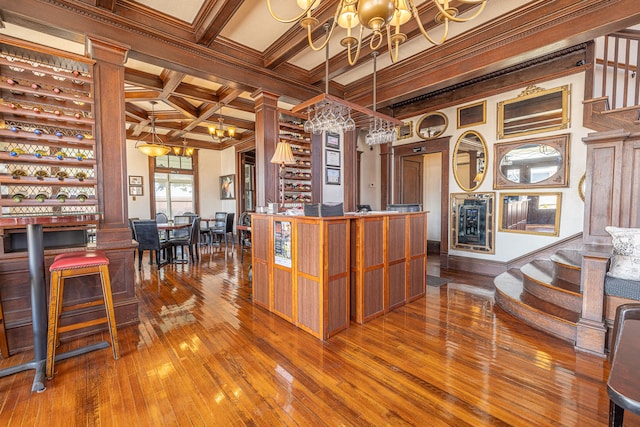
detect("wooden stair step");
top-left (494, 270), bottom-right (578, 343)
top-left (524, 260), bottom-right (581, 294)
top-left (551, 249), bottom-right (582, 270)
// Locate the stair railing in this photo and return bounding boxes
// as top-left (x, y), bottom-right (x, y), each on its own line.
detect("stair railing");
top-left (595, 30), bottom-right (640, 112)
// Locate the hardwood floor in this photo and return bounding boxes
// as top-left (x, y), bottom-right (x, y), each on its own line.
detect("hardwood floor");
top-left (0, 245), bottom-right (629, 426)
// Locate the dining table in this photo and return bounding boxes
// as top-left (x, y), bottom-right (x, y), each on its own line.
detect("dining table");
top-left (0, 213), bottom-right (106, 392)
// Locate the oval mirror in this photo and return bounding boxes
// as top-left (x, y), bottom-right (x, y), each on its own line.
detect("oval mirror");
top-left (453, 130), bottom-right (487, 192)
top-left (416, 111), bottom-right (447, 139)
top-left (493, 134), bottom-right (569, 189)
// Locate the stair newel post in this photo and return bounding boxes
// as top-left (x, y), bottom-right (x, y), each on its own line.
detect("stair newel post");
top-left (575, 252), bottom-right (609, 356)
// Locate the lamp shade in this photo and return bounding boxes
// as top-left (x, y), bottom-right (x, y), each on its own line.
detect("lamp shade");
top-left (270, 142), bottom-right (295, 164)
top-left (137, 143), bottom-right (171, 157)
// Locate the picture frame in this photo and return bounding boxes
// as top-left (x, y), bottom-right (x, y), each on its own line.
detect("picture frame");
top-left (326, 167), bottom-right (340, 185)
top-left (129, 175), bottom-right (143, 186)
top-left (220, 174), bottom-right (235, 199)
top-left (129, 186), bottom-right (143, 196)
top-left (326, 132), bottom-right (340, 150)
top-left (457, 100), bottom-right (486, 129)
top-left (396, 121), bottom-right (413, 140)
top-left (326, 149), bottom-right (341, 167)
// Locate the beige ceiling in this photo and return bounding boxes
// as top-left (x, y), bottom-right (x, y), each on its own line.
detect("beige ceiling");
top-left (1, 0), bottom-right (638, 151)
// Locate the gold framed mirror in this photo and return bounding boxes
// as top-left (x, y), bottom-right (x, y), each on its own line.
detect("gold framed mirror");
top-left (451, 192), bottom-right (495, 253)
top-left (416, 111), bottom-right (448, 139)
top-left (493, 134), bottom-right (570, 189)
top-left (497, 84), bottom-right (570, 139)
top-left (453, 130), bottom-right (487, 192)
top-left (498, 192), bottom-right (562, 236)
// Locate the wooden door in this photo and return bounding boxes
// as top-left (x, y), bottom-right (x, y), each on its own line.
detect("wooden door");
top-left (401, 157), bottom-right (423, 204)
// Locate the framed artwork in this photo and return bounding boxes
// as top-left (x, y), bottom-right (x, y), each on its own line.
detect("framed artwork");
top-left (326, 132), bottom-right (340, 150)
top-left (326, 150), bottom-right (340, 167)
top-left (326, 167), bottom-right (340, 185)
top-left (129, 186), bottom-right (143, 196)
top-left (220, 174), bottom-right (235, 199)
top-left (457, 100), bottom-right (486, 129)
top-left (396, 121), bottom-right (413, 140)
top-left (129, 175), bottom-right (143, 186)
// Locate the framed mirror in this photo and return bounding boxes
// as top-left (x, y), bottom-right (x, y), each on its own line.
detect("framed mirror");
top-left (457, 100), bottom-right (486, 129)
top-left (493, 134), bottom-right (569, 189)
top-left (498, 192), bottom-right (562, 236)
top-left (416, 111), bottom-right (448, 139)
top-left (497, 84), bottom-right (570, 139)
top-left (578, 173), bottom-right (586, 201)
top-left (451, 192), bottom-right (495, 253)
top-left (453, 130), bottom-right (487, 192)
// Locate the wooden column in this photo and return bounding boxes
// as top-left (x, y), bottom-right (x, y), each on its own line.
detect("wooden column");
top-left (343, 130), bottom-right (357, 212)
top-left (252, 91), bottom-right (280, 207)
top-left (86, 35), bottom-right (131, 244)
top-left (380, 143), bottom-right (392, 209)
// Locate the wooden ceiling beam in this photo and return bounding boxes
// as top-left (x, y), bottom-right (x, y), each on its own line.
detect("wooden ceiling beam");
top-left (158, 70), bottom-right (187, 99)
top-left (194, 0), bottom-right (246, 47)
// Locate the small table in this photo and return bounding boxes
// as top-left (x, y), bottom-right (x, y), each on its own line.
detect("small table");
top-left (607, 319), bottom-right (640, 426)
top-left (157, 222), bottom-right (191, 263)
top-left (0, 213), bottom-right (107, 392)
top-left (237, 225), bottom-right (251, 262)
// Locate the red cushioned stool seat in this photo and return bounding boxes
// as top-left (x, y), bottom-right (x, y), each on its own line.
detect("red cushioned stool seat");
top-left (46, 250), bottom-right (120, 379)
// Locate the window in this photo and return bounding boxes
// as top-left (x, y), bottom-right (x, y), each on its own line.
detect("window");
top-left (151, 153), bottom-right (198, 217)
top-left (155, 173), bottom-right (194, 217)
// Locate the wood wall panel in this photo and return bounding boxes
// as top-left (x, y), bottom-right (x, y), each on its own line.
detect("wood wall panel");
top-left (327, 222), bottom-right (348, 277)
top-left (252, 216), bottom-right (269, 260)
top-left (364, 219), bottom-right (384, 268)
top-left (363, 269), bottom-right (384, 319)
top-left (297, 277), bottom-right (319, 334)
top-left (297, 222), bottom-right (319, 277)
top-left (388, 262), bottom-right (406, 309)
top-left (408, 258), bottom-right (426, 301)
top-left (410, 215), bottom-right (426, 257)
top-left (273, 268), bottom-right (292, 320)
top-left (253, 262), bottom-right (269, 308)
top-left (388, 217), bottom-right (406, 262)
top-left (327, 277), bottom-right (348, 336)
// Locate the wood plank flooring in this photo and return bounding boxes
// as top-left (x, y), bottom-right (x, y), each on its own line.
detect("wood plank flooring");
top-left (0, 245), bottom-right (632, 426)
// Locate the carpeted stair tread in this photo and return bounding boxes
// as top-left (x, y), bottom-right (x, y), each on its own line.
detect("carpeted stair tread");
top-left (522, 260), bottom-right (581, 295)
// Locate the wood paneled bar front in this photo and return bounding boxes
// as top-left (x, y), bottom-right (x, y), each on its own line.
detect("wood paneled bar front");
top-left (350, 211), bottom-right (427, 324)
top-left (251, 211), bottom-right (427, 339)
top-left (252, 214), bottom-right (350, 339)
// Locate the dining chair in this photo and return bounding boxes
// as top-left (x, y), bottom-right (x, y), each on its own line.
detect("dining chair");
top-left (155, 212), bottom-right (168, 224)
top-left (132, 220), bottom-right (172, 271)
top-left (211, 212), bottom-right (227, 246)
top-left (170, 216), bottom-right (200, 263)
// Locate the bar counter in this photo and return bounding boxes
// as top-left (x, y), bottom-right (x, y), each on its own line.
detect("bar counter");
top-left (0, 214), bottom-right (138, 354)
top-left (251, 210), bottom-right (427, 339)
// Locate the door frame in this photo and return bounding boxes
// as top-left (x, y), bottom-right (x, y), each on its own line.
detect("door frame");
top-left (392, 137), bottom-right (450, 265)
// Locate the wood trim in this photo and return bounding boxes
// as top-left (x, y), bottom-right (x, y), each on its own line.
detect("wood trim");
top-left (392, 137), bottom-right (450, 265)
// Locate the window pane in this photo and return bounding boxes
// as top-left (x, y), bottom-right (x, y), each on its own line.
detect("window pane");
top-left (154, 173), bottom-right (193, 217)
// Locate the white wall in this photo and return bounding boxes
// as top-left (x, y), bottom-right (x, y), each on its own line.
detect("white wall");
top-left (126, 140), bottom-right (152, 220)
top-left (424, 153), bottom-right (442, 241)
top-left (393, 72), bottom-right (589, 262)
top-left (357, 131), bottom-right (382, 210)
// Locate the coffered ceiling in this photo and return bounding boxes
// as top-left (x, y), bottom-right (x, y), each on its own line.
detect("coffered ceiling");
top-left (1, 0), bottom-right (640, 151)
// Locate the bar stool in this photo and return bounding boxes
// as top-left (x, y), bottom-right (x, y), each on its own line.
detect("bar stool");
top-left (46, 250), bottom-right (120, 379)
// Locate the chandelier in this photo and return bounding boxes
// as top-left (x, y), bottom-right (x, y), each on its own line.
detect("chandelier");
top-left (267, 0), bottom-right (487, 65)
top-left (135, 101), bottom-right (171, 157)
top-left (365, 52), bottom-right (395, 145)
top-left (209, 103), bottom-right (236, 143)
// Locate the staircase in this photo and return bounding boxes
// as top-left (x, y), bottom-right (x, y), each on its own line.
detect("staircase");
top-left (494, 249), bottom-right (583, 343)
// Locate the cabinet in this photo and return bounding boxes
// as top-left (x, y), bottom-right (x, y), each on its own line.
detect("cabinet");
top-left (278, 111), bottom-right (312, 204)
top-left (0, 49), bottom-right (96, 216)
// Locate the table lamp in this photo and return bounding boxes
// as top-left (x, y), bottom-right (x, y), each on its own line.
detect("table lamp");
top-left (270, 142), bottom-right (295, 208)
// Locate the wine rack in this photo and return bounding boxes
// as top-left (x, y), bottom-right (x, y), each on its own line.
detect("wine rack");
top-left (279, 111), bottom-right (312, 204)
top-left (0, 43), bottom-right (97, 216)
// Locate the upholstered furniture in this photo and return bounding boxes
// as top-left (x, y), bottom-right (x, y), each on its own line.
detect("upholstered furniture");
top-left (607, 303), bottom-right (640, 426)
top-left (132, 220), bottom-right (172, 271)
top-left (169, 216), bottom-right (200, 263)
top-left (46, 250), bottom-right (120, 379)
